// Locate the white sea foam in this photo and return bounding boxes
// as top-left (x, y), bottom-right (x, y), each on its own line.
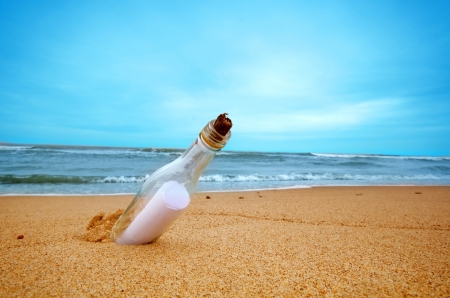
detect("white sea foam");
top-left (199, 173), bottom-right (450, 182)
top-left (0, 145), bottom-right (33, 150)
top-left (10, 172), bottom-right (444, 186)
top-left (97, 176), bottom-right (147, 183)
top-left (0, 145), bottom-right (182, 157)
top-left (311, 153), bottom-right (450, 161)
top-left (51, 148), bottom-right (179, 157)
top-left (216, 151), bottom-right (235, 155)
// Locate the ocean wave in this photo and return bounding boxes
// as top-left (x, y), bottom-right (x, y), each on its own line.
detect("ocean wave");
top-left (97, 176), bottom-right (148, 183)
top-left (216, 152), bottom-right (314, 159)
top-left (0, 174), bottom-right (92, 184)
top-left (32, 147), bottom-right (149, 156)
top-left (199, 173), bottom-right (450, 182)
top-left (0, 174), bottom-right (148, 184)
top-left (141, 148), bottom-right (184, 153)
top-left (1, 172), bottom-right (449, 185)
top-left (139, 149), bottom-right (183, 157)
top-left (311, 153), bottom-right (450, 161)
top-left (0, 145), bottom-right (33, 151)
top-left (0, 144), bottom-right (184, 157)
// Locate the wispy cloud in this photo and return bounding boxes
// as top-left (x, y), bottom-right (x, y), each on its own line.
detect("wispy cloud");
top-left (233, 99), bottom-right (403, 134)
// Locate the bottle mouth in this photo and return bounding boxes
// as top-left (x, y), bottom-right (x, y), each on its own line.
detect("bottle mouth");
top-left (200, 120), bottom-right (231, 150)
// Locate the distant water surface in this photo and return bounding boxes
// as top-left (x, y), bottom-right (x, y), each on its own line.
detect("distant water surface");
top-left (0, 144), bottom-right (449, 194)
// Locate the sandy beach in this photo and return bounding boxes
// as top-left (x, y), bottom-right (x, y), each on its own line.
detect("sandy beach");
top-left (1, 186), bottom-right (449, 297)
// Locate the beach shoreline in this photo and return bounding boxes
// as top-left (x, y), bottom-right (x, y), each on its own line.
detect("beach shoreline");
top-left (1, 183), bottom-right (449, 197)
top-left (1, 186), bottom-right (449, 296)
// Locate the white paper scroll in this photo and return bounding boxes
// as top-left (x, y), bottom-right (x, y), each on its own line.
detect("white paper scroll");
top-left (115, 181), bottom-right (190, 245)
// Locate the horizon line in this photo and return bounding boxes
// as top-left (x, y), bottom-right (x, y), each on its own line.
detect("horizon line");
top-left (1, 141), bottom-right (449, 158)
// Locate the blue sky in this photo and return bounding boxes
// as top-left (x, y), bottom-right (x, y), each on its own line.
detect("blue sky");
top-left (1, 1), bottom-right (449, 156)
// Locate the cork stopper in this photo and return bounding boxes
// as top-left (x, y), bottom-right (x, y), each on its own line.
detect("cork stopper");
top-left (213, 113), bottom-right (232, 136)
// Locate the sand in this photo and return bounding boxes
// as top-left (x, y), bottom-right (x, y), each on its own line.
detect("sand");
top-left (1, 186), bottom-right (449, 297)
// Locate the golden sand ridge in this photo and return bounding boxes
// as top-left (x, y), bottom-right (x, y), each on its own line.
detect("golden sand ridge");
top-left (1, 186), bottom-right (449, 297)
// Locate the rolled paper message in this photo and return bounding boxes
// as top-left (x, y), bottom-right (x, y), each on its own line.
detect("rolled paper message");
top-left (115, 181), bottom-right (190, 245)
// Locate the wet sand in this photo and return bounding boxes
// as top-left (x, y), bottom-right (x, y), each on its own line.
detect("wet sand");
top-left (1, 186), bottom-right (449, 297)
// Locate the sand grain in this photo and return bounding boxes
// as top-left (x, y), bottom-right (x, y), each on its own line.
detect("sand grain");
top-left (1, 187), bottom-right (449, 297)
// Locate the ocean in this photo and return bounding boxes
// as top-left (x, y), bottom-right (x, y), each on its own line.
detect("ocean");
top-left (1, 144), bottom-right (449, 195)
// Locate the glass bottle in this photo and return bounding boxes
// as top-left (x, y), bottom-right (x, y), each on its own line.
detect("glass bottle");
top-left (111, 116), bottom-right (231, 244)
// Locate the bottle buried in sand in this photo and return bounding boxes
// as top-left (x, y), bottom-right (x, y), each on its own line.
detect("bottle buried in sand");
top-left (111, 113), bottom-right (232, 245)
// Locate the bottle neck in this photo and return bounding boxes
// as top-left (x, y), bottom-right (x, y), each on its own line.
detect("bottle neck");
top-left (199, 120), bottom-right (231, 151)
top-left (178, 119), bottom-right (231, 194)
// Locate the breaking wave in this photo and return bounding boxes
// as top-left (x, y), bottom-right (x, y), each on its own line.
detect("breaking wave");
top-left (199, 173), bottom-right (450, 182)
top-left (3, 173), bottom-right (448, 185)
top-left (311, 153), bottom-right (450, 161)
top-left (0, 174), bottom-right (148, 184)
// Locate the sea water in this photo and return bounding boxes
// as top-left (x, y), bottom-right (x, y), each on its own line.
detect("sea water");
top-left (1, 144), bottom-right (449, 195)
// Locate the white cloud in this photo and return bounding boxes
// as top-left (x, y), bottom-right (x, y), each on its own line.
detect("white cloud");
top-left (233, 98), bottom-right (403, 134)
top-left (222, 50), bottom-right (332, 99)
